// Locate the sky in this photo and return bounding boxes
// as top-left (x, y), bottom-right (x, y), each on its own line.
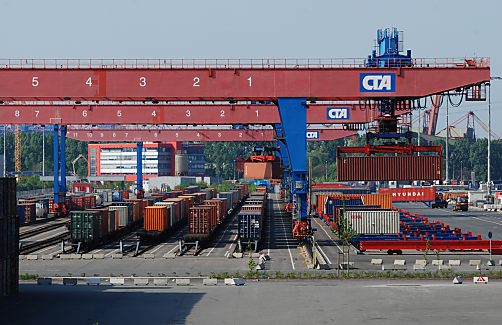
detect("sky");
top-left (0, 0), bottom-right (500, 137)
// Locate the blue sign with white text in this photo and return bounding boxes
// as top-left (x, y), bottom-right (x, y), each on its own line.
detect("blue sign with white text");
top-left (326, 107), bottom-right (350, 120)
top-left (360, 73), bottom-right (396, 92)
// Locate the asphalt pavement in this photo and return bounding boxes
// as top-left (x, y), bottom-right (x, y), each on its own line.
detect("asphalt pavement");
top-left (3, 280), bottom-right (502, 325)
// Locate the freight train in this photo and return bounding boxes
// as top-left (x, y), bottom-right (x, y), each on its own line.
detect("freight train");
top-left (180, 184), bottom-right (250, 253)
top-left (237, 191), bottom-right (267, 252)
top-left (67, 183), bottom-right (251, 254)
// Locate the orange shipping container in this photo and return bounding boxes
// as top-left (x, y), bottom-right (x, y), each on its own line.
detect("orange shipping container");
top-left (144, 206), bottom-right (170, 232)
top-left (244, 162), bottom-right (283, 179)
top-left (361, 194), bottom-right (393, 209)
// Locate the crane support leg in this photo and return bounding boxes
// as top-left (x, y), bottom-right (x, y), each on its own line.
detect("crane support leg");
top-left (276, 98), bottom-right (310, 240)
top-left (276, 138), bottom-right (292, 201)
top-left (60, 125), bottom-right (67, 198)
top-left (136, 141), bottom-right (144, 198)
top-left (53, 125), bottom-right (59, 204)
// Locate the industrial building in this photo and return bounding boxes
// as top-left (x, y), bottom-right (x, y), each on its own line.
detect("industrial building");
top-left (87, 142), bottom-right (206, 181)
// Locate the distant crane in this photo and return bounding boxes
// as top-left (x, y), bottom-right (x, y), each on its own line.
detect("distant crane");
top-left (436, 111), bottom-right (500, 141)
top-left (71, 154), bottom-right (88, 177)
top-left (14, 126), bottom-right (21, 173)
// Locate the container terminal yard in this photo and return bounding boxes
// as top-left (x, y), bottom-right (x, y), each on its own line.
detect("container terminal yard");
top-left (1, 1), bottom-right (502, 323)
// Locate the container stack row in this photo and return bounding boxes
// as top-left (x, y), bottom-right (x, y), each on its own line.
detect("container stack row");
top-left (1, 178), bottom-right (19, 297)
top-left (237, 191), bottom-right (267, 247)
top-left (70, 198), bottom-right (147, 246)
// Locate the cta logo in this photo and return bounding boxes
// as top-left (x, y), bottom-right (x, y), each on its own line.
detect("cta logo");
top-left (360, 73), bottom-right (395, 92)
top-left (306, 131), bottom-right (320, 139)
top-left (326, 107), bottom-right (350, 120)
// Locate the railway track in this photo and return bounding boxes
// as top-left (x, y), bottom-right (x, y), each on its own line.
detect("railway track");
top-left (20, 231), bottom-right (70, 255)
top-left (20, 220), bottom-right (68, 240)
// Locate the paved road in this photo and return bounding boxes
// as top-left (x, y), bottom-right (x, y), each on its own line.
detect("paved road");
top-left (3, 280), bottom-right (502, 325)
top-left (395, 202), bottom-right (502, 239)
top-left (263, 194), bottom-right (305, 271)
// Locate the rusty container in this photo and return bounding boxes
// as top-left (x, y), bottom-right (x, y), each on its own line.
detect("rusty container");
top-left (144, 206), bottom-right (170, 232)
top-left (203, 199), bottom-right (225, 224)
top-left (244, 162), bottom-right (283, 179)
top-left (199, 204), bottom-right (218, 230)
top-left (337, 156), bottom-right (442, 181)
top-left (189, 206), bottom-right (212, 235)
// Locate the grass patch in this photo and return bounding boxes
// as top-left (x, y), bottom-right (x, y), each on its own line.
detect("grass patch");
top-left (19, 273), bottom-right (38, 281)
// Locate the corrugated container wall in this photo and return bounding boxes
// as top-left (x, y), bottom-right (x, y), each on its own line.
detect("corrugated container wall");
top-left (144, 206), bottom-right (170, 232)
top-left (378, 187), bottom-right (436, 202)
top-left (342, 210), bottom-right (400, 235)
top-left (1, 178), bottom-right (18, 297)
top-left (337, 156), bottom-right (442, 181)
top-left (109, 206), bottom-right (130, 228)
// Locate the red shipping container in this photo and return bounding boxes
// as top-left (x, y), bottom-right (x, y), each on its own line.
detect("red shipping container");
top-left (203, 200), bottom-right (225, 224)
top-left (189, 207), bottom-right (212, 235)
top-left (337, 156), bottom-right (442, 181)
top-left (378, 187), bottom-right (436, 202)
top-left (199, 204), bottom-right (217, 230)
top-left (144, 206), bottom-right (170, 232)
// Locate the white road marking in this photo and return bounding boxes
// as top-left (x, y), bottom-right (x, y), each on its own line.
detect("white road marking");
top-left (267, 197), bottom-right (272, 256)
top-left (472, 216), bottom-right (502, 226)
top-left (35, 245), bottom-right (60, 254)
top-left (104, 249), bottom-right (119, 257)
top-left (165, 244), bottom-right (179, 255)
top-left (149, 242), bottom-right (168, 254)
top-left (206, 211), bottom-right (238, 257)
top-left (274, 199), bottom-right (295, 270)
top-left (313, 217), bottom-right (343, 253)
top-left (314, 243), bottom-right (332, 264)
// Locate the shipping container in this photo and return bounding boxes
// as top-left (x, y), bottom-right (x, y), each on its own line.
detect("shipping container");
top-left (108, 206), bottom-right (130, 228)
top-left (218, 192), bottom-right (234, 210)
top-left (203, 199), bottom-right (225, 224)
top-left (0, 217), bottom-right (18, 259)
top-left (164, 198), bottom-right (185, 223)
top-left (238, 211), bottom-right (263, 241)
top-left (337, 156), bottom-right (442, 181)
top-left (244, 162), bottom-right (282, 179)
top-left (70, 211), bottom-right (102, 243)
top-left (1, 257), bottom-right (19, 297)
top-left (144, 206), bottom-right (170, 232)
top-left (189, 206), bottom-right (212, 235)
top-left (342, 210), bottom-right (400, 235)
top-left (378, 187), bottom-right (436, 202)
top-left (17, 203), bottom-right (36, 225)
top-left (0, 178), bottom-right (17, 217)
top-left (87, 208), bottom-right (110, 238)
top-left (109, 202), bottom-right (134, 225)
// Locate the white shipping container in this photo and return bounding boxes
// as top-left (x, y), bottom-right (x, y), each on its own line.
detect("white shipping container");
top-left (155, 202), bottom-right (176, 227)
top-left (109, 206), bottom-right (129, 228)
top-left (468, 191), bottom-right (486, 204)
top-left (342, 210), bottom-right (399, 235)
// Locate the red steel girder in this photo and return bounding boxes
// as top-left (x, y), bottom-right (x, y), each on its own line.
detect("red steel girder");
top-left (359, 240), bottom-right (502, 253)
top-left (66, 128), bottom-right (357, 142)
top-left (0, 64), bottom-right (489, 101)
top-left (0, 104), bottom-right (377, 125)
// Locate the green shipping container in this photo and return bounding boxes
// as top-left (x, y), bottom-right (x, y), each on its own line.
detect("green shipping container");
top-left (70, 211), bottom-right (101, 244)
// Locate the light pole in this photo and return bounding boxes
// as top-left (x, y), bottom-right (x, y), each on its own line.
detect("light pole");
top-left (487, 77), bottom-right (501, 202)
top-left (445, 98), bottom-right (450, 184)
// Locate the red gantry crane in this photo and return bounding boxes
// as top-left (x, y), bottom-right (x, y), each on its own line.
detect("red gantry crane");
top-left (0, 28), bottom-right (490, 238)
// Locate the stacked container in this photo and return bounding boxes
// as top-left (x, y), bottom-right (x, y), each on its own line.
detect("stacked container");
top-left (203, 199), bottom-right (225, 224)
top-left (237, 193), bottom-right (266, 245)
top-left (1, 178), bottom-right (19, 297)
top-left (164, 198), bottom-right (186, 224)
top-left (108, 205), bottom-right (130, 228)
top-left (218, 192), bottom-right (234, 210)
